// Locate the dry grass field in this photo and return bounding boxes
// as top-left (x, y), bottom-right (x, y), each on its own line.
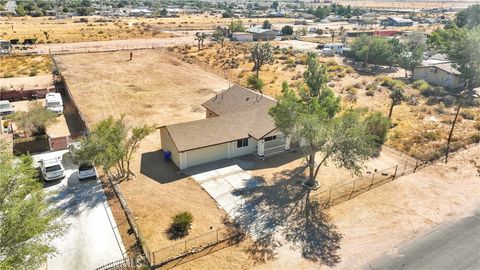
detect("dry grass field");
top-left (0, 15), bottom-right (291, 44)
top-left (54, 49), bottom-right (232, 251)
top-left (174, 41), bottom-right (480, 160)
top-left (0, 55), bottom-right (52, 78)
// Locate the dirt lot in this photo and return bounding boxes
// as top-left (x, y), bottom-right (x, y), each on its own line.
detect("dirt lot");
top-left (0, 74), bottom-right (53, 90)
top-left (55, 49), bottom-right (233, 251)
top-left (175, 145), bottom-right (480, 270)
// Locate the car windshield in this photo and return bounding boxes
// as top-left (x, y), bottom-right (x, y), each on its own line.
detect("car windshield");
top-left (47, 101), bottom-right (61, 107)
top-left (0, 104), bottom-right (10, 109)
top-left (79, 162), bottom-right (93, 171)
top-left (46, 165), bottom-right (62, 172)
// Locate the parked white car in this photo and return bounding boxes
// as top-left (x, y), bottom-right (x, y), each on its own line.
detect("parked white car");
top-left (68, 142), bottom-right (82, 163)
top-left (78, 161), bottom-right (97, 181)
top-left (39, 157), bottom-right (66, 181)
top-left (45, 93), bottom-right (64, 114)
top-left (0, 100), bottom-right (14, 115)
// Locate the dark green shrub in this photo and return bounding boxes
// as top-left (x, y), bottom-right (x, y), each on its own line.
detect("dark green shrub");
top-left (364, 112), bottom-right (390, 145)
top-left (168, 211), bottom-right (193, 239)
top-left (246, 74), bottom-right (264, 92)
top-left (460, 109), bottom-right (476, 120)
top-left (468, 133), bottom-right (480, 144)
top-left (423, 131), bottom-right (440, 141)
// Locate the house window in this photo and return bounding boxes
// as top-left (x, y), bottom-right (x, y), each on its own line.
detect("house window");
top-left (237, 138), bottom-right (249, 148)
top-left (264, 135), bottom-right (277, 142)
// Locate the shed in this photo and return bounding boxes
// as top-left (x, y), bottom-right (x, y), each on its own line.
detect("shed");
top-left (231, 32), bottom-right (254, 42)
top-left (246, 28), bottom-right (277, 41)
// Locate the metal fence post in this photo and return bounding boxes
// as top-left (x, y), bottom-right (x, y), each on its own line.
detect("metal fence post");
top-left (368, 173), bottom-right (375, 190)
top-left (348, 180), bottom-right (356, 200)
top-left (184, 240), bottom-right (187, 253)
top-left (393, 164), bottom-right (398, 180)
top-left (413, 160), bottom-right (419, 173)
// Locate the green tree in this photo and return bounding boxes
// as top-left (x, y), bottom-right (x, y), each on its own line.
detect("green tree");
top-left (388, 88), bottom-right (404, 119)
top-left (269, 55), bottom-right (377, 188)
top-left (455, 4), bottom-right (480, 28)
top-left (7, 102), bottom-right (58, 136)
top-left (195, 32), bottom-right (207, 50)
top-left (262, 20), bottom-right (272, 29)
top-left (0, 140), bottom-right (65, 269)
top-left (246, 74), bottom-right (264, 93)
top-left (398, 31), bottom-right (426, 78)
top-left (281, 25), bottom-right (294, 35)
top-left (439, 27), bottom-right (480, 162)
top-left (228, 20), bottom-right (245, 32)
top-left (15, 4), bottom-right (27, 16)
top-left (159, 8), bottom-right (168, 17)
top-left (78, 116), bottom-right (154, 179)
top-left (251, 42), bottom-right (273, 78)
top-left (351, 34), bottom-right (396, 67)
top-left (213, 28), bottom-right (225, 47)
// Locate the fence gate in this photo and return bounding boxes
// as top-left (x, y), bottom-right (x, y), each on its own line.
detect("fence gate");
top-left (49, 136), bottom-right (71, 151)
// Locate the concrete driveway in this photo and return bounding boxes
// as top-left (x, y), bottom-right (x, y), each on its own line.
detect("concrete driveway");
top-left (32, 150), bottom-right (126, 270)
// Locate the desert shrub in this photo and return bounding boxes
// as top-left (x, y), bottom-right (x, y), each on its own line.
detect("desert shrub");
top-left (450, 141), bottom-right (464, 152)
top-left (2, 72), bottom-right (14, 78)
top-left (344, 67), bottom-right (354, 74)
top-left (379, 77), bottom-right (405, 91)
top-left (423, 131), bottom-right (440, 141)
top-left (426, 96), bottom-right (440, 105)
top-left (364, 112), bottom-right (390, 145)
top-left (435, 103), bottom-right (446, 114)
top-left (413, 149), bottom-right (442, 162)
top-left (327, 65), bottom-right (343, 72)
top-left (460, 109), bottom-right (476, 120)
top-left (29, 69), bottom-right (38, 76)
top-left (337, 72), bottom-right (346, 78)
top-left (366, 89), bottom-right (375, 96)
top-left (246, 74), bottom-right (264, 92)
top-left (168, 211), bottom-right (193, 239)
top-left (353, 82), bottom-right (363, 89)
top-left (413, 80), bottom-right (428, 89)
top-left (440, 95), bottom-right (456, 107)
top-left (326, 59), bottom-right (337, 66)
top-left (474, 120), bottom-right (480, 131)
top-left (366, 83), bottom-right (378, 92)
top-left (468, 133), bottom-right (480, 144)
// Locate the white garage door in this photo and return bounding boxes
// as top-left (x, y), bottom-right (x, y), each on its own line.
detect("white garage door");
top-left (186, 143), bottom-right (229, 168)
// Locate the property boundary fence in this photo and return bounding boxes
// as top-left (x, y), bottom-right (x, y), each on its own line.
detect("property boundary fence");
top-left (95, 258), bottom-right (138, 270)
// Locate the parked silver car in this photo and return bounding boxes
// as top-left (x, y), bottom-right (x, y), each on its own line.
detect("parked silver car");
top-left (39, 157), bottom-right (65, 181)
top-left (0, 100), bottom-right (14, 115)
top-left (78, 161), bottom-right (97, 181)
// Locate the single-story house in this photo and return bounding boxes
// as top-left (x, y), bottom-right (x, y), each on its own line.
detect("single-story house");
top-left (246, 28), bottom-right (277, 41)
top-left (381, 17), bottom-right (414, 27)
top-left (413, 62), bottom-right (464, 90)
top-left (159, 85), bottom-right (291, 170)
top-left (231, 32), bottom-right (254, 42)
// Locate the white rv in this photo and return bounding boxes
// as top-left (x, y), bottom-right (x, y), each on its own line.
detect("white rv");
top-left (323, 43), bottom-right (344, 54)
top-left (45, 93), bottom-right (63, 114)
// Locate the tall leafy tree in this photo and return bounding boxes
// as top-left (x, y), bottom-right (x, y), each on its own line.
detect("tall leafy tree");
top-left (213, 28), bottom-right (225, 48)
top-left (7, 101), bottom-right (58, 136)
top-left (251, 42), bottom-right (273, 78)
top-left (398, 31), bottom-right (426, 78)
top-left (455, 4), bottom-right (480, 28)
top-left (269, 54), bottom-right (377, 188)
top-left (0, 140), bottom-right (65, 269)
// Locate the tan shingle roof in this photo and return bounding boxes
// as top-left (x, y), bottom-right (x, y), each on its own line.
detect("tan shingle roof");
top-left (163, 85), bottom-right (277, 152)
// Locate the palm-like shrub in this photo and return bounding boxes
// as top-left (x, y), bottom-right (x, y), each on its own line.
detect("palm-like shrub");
top-left (168, 211), bottom-right (193, 239)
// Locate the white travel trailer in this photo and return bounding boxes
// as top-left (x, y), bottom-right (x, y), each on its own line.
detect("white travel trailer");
top-left (323, 43), bottom-right (345, 54)
top-left (45, 93), bottom-right (63, 114)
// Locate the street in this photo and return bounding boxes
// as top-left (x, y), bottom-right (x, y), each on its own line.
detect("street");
top-left (32, 150), bottom-right (126, 270)
top-left (368, 212), bottom-right (480, 270)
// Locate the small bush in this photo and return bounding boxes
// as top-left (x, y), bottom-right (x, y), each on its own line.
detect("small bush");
top-left (29, 69), bottom-right (38, 76)
top-left (423, 131), bottom-right (440, 141)
top-left (2, 72), bottom-right (14, 78)
top-left (460, 109), bottom-right (476, 120)
top-left (468, 133), bottom-right (480, 144)
top-left (364, 112), bottom-right (390, 145)
top-left (474, 120), bottom-right (480, 131)
top-left (246, 74), bottom-right (264, 92)
top-left (168, 211), bottom-right (193, 239)
top-left (366, 89), bottom-right (375, 96)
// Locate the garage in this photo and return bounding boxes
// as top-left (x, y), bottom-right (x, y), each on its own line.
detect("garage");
top-left (183, 143), bottom-right (228, 168)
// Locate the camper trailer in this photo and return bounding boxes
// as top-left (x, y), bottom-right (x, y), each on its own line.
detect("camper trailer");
top-left (45, 93), bottom-right (63, 114)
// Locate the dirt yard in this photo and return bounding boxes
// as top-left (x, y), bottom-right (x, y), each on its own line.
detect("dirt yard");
top-left (55, 49), bottom-right (233, 251)
top-left (0, 55), bottom-right (52, 78)
top-left (174, 145), bottom-right (480, 270)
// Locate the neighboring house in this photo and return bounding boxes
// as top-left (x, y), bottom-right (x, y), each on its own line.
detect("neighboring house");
top-left (0, 40), bottom-right (12, 55)
top-left (159, 85), bottom-right (291, 170)
top-left (246, 28), bottom-right (277, 41)
top-left (381, 17), bottom-right (414, 27)
top-left (413, 63), bottom-right (464, 90)
top-left (231, 32), bottom-right (254, 42)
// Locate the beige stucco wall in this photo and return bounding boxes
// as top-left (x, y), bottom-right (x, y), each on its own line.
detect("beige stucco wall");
top-left (159, 127), bottom-right (181, 169)
top-left (413, 66), bottom-right (464, 89)
top-left (184, 143), bottom-right (229, 168)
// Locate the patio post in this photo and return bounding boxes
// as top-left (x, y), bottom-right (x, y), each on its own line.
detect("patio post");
top-left (285, 134), bottom-right (291, 151)
top-left (257, 139), bottom-right (265, 156)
